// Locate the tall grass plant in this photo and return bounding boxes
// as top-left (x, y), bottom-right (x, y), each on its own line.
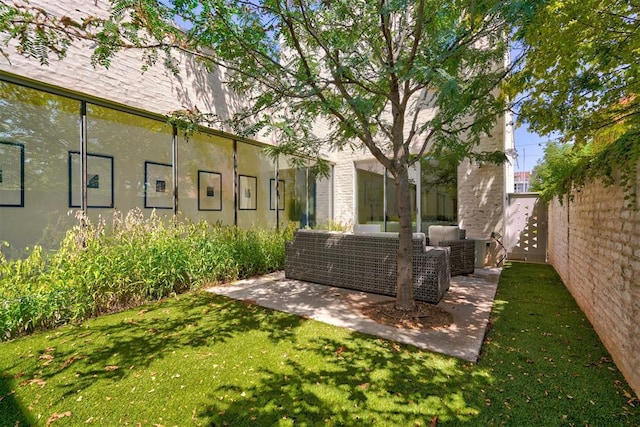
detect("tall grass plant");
top-left (0, 209), bottom-right (292, 340)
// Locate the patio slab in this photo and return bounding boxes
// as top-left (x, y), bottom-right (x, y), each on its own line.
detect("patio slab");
top-left (206, 268), bottom-right (501, 362)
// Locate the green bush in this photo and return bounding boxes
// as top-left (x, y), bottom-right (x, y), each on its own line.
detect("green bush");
top-left (0, 209), bottom-right (293, 341)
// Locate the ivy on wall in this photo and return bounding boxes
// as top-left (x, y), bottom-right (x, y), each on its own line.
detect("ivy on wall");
top-left (531, 132), bottom-right (639, 208)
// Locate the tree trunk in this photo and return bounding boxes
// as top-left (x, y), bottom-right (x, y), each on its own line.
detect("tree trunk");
top-left (394, 164), bottom-right (416, 311)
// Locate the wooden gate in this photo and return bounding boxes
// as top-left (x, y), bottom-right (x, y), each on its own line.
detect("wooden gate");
top-left (505, 193), bottom-right (548, 263)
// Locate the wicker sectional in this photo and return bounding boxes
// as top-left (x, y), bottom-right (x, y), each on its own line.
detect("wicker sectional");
top-left (284, 230), bottom-right (451, 304)
top-left (426, 229), bottom-right (476, 276)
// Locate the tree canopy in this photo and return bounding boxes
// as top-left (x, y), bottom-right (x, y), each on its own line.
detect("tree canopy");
top-left (511, 0), bottom-right (639, 141)
top-left (0, 0), bottom-right (518, 166)
top-left (511, 0), bottom-right (639, 203)
top-left (0, 0), bottom-right (524, 309)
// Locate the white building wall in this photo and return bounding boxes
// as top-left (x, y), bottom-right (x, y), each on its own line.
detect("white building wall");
top-left (319, 111), bottom-right (509, 238)
top-left (458, 117), bottom-right (508, 265)
top-left (1, 1), bottom-right (508, 241)
top-left (0, 1), bottom-right (264, 142)
top-left (317, 142), bottom-right (369, 227)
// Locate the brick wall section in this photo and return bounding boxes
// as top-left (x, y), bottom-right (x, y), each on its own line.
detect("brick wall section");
top-left (548, 164), bottom-right (640, 397)
top-left (458, 121), bottom-right (508, 266)
top-left (332, 160), bottom-right (356, 225)
top-left (547, 197), bottom-right (570, 284)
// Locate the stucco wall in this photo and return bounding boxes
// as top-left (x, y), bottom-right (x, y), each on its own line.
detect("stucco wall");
top-left (548, 165), bottom-right (640, 397)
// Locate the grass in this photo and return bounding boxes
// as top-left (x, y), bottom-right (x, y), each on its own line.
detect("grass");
top-left (0, 263), bottom-right (638, 426)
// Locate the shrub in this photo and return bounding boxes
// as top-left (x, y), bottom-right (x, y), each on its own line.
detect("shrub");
top-left (0, 209), bottom-right (293, 340)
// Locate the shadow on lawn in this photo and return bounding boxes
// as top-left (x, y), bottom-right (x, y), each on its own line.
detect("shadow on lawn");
top-left (2, 289), bottom-right (488, 425)
top-left (4, 264), bottom-right (639, 425)
top-left (11, 291), bottom-right (303, 400)
top-left (198, 334), bottom-right (490, 425)
top-left (0, 373), bottom-right (31, 425)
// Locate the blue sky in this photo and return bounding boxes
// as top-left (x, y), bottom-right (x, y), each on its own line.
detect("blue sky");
top-left (514, 125), bottom-right (546, 173)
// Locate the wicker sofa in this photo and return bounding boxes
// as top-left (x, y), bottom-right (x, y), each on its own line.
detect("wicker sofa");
top-left (284, 230), bottom-right (451, 304)
top-left (355, 224), bottom-right (476, 276)
top-left (426, 226), bottom-right (475, 276)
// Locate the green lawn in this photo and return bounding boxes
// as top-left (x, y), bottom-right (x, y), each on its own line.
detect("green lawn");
top-left (1, 263), bottom-right (638, 426)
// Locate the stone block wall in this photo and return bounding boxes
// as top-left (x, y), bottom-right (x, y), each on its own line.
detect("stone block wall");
top-left (548, 164), bottom-right (640, 397)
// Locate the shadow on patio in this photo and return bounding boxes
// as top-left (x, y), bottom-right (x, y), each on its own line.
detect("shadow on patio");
top-left (207, 268), bottom-right (501, 362)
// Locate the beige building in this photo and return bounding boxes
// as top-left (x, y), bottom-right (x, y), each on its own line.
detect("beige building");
top-left (0, 2), bottom-right (514, 261)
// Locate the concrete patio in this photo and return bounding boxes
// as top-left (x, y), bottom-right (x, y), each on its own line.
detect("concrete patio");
top-left (207, 268), bottom-right (501, 362)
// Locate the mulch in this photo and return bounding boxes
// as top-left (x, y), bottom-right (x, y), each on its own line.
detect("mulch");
top-left (359, 300), bottom-right (454, 330)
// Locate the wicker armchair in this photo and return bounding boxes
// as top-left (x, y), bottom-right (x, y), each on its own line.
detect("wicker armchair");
top-left (427, 226), bottom-right (475, 276)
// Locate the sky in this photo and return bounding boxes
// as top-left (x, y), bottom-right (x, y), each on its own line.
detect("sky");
top-left (513, 125), bottom-right (546, 173)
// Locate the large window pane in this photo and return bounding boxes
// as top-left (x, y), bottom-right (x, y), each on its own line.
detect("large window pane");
top-left (420, 157), bottom-right (458, 229)
top-left (356, 160), bottom-right (385, 227)
top-left (0, 82), bottom-right (80, 256)
top-left (385, 166), bottom-right (418, 232)
top-left (278, 156), bottom-right (333, 229)
top-left (310, 163), bottom-right (332, 228)
top-left (278, 155), bottom-right (307, 229)
top-left (86, 104), bottom-right (173, 218)
top-left (236, 142), bottom-right (276, 228)
top-left (178, 132), bottom-right (234, 225)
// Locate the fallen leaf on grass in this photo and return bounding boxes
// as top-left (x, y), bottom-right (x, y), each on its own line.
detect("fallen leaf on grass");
top-left (430, 416), bottom-right (438, 427)
top-left (39, 354), bottom-right (54, 365)
top-left (335, 346), bottom-right (347, 355)
top-left (61, 354), bottom-right (86, 369)
top-left (105, 365), bottom-right (119, 371)
top-left (623, 390), bottom-right (639, 406)
top-left (137, 309), bottom-right (149, 316)
top-left (46, 411), bottom-right (71, 426)
top-left (20, 378), bottom-right (46, 388)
